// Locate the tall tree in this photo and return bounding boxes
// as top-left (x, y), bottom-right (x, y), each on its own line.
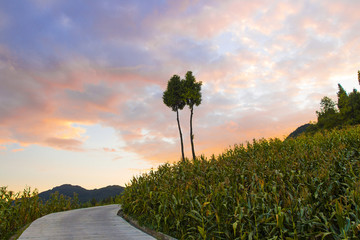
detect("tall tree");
top-left (183, 71), bottom-right (202, 160)
top-left (163, 75), bottom-right (186, 161)
top-left (337, 84), bottom-right (350, 122)
top-left (358, 70), bottom-right (360, 85)
top-left (347, 89), bottom-right (360, 125)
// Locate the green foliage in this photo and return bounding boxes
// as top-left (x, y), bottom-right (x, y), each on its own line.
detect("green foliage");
top-left (306, 82), bottom-right (360, 135)
top-left (337, 84), bottom-right (349, 115)
top-left (121, 126), bottom-right (360, 239)
top-left (335, 84), bottom-right (360, 126)
top-left (0, 187), bottom-right (42, 240)
top-left (100, 194), bottom-right (122, 205)
top-left (316, 96), bottom-right (339, 130)
top-left (0, 187), bottom-right (100, 240)
top-left (163, 71), bottom-right (202, 111)
top-left (42, 191), bottom-right (74, 214)
top-left (163, 75), bottom-right (186, 112)
top-left (343, 89), bottom-right (360, 125)
top-left (183, 71), bottom-right (202, 108)
top-left (318, 96), bottom-right (337, 115)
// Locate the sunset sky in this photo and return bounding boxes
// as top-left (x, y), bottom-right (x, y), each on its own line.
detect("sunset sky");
top-left (1, 0), bottom-right (359, 193)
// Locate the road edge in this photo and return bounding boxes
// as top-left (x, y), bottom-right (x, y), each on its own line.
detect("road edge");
top-left (117, 209), bottom-right (177, 240)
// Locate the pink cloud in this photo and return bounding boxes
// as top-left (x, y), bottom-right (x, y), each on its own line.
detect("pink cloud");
top-left (103, 147), bottom-right (117, 152)
top-left (45, 138), bottom-right (83, 151)
top-left (11, 148), bottom-right (24, 152)
top-left (151, 0), bottom-right (265, 39)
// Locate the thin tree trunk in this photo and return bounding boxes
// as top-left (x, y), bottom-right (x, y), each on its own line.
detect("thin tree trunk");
top-left (176, 108), bottom-right (185, 161)
top-left (190, 107), bottom-right (196, 160)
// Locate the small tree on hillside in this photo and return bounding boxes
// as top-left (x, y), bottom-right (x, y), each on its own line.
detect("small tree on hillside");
top-left (183, 71), bottom-right (202, 160)
top-left (163, 75), bottom-right (186, 161)
top-left (316, 96), bottom-right (339, 129)
top-left (337, 84), bottom-right (350, 122)
top-left (348, 89), bottom-right (360, 124)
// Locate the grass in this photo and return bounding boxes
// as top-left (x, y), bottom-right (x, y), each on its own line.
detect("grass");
top-left (121, 125), bottom-right (360, 239)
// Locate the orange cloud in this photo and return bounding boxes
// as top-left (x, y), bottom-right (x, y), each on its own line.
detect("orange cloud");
top-left (44, 138), bottom-right (83, 151)
top-left (103, 147), bottom-right (117, 152)
top-left (11, 148), bottom-right (24, 152)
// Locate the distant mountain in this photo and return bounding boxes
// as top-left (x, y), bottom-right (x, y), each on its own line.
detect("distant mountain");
top-left (38, 184), bottom-right (124, 203)
top-left (286, 123), bottom-right (311, 139)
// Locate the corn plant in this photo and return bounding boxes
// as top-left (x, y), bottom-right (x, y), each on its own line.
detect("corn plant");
top-left (121, 125), bottom-right (360, 239)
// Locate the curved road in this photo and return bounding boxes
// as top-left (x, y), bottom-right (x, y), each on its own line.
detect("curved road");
top-left (19, 204), bottom-right (155, 240)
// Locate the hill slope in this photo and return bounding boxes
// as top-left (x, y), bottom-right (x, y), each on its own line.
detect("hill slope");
top-left (39, 184), bottom-right (124, 203)
top-left (286, 123), bottom-right (311, 139)
top-left (121, 125), bottom-right (360, 239)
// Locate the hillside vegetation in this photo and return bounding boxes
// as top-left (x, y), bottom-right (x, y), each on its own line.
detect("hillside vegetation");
top-left (306, 84), bottom-right (360, 135)
top-left (121, 125), bottom-right (360, 239)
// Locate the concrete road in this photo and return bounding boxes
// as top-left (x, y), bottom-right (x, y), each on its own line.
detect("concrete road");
top-left (18, 204), bottom-right (155, 240)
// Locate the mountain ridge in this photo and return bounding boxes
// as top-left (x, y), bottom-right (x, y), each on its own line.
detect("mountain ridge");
top-left (38, 184), bottom-right (124, 203)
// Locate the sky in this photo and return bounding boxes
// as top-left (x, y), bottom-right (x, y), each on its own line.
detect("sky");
top-left (1, 0), bottom-right (359, 193)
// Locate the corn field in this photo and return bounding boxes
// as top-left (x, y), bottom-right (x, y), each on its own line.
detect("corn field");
top-left (0, 187), bottom-right (80, 240)
top-left (121, 125), bottom-right (360, 239)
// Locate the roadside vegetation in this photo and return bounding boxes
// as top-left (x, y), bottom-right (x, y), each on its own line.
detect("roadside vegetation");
top-left (121, 125), bottom-right (360, 239)
top-left (0, 187), bottom-right (121, 240)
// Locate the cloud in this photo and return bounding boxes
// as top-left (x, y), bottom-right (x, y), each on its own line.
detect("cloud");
top-left (0, 0), bottom-right (359, 164)
top-left (12, 148), bottom-right (24, 152)
top-left (103, 147), bottom-right (117, 152)
top-left (45, 138), bottom-right (83, 151)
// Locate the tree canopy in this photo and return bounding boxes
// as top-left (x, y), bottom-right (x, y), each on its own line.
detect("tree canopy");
top-left (163, 75), bottom-right (186, 112)
top-left (183, 71), bottom-right (202, 109)
top-left (316, 96), bottom-right (339, 129)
